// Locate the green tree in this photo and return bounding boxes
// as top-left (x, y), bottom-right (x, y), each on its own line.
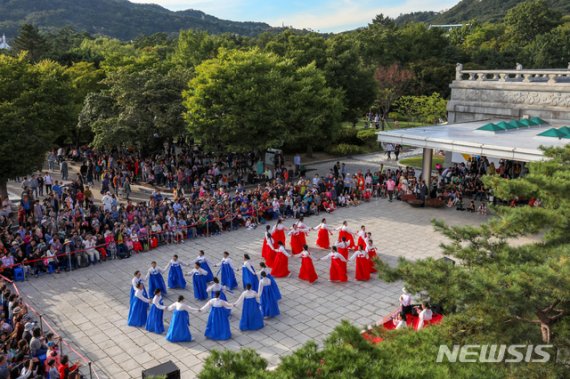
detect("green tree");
top-left (64, 62), bottom-right (105, 145)
top-left (183, 49), bottom-right (341, 153)
top-left (79, 65), bottom-right (188, 152)
top-left (524, 23), bottom-right (570, 68)
top-left (504, 0), bottom-right (561, 45)
top-left (0, 54), bottom-right (72, 197)
top-left (379, 146), bottom-right (570, 347)
top-left (12, 24), bottom-right (48, 62)
top-left (198, 349), bottom-right (267, 379)
top-left (394, 93), bottom-right (447, 124)
top-left (323, 34), bottom-right (376, 125)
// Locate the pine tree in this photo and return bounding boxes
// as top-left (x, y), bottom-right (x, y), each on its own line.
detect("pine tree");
top-left (13, 24), bottom-right (47, 62)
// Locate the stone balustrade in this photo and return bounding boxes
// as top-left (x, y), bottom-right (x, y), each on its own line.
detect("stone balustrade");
top-left (454, 63), bottom-right (570, 84)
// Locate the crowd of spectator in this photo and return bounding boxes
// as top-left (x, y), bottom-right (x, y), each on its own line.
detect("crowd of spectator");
top-left (0, 281), bottom-right (81, 379)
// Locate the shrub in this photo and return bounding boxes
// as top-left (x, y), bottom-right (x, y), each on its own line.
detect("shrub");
top-left (326, 144), bottom-right (365, 156)
top-left (356, 129), bottom-right (378, 143)
top-left (333, 127), bottom-right (360, 145)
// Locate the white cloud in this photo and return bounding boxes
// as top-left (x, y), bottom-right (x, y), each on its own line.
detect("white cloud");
top-left (272, 0), bottom-right (458, 32)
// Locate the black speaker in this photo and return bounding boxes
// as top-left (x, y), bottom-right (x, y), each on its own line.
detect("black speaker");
top-left (142, 360), bottom-right (180, 379)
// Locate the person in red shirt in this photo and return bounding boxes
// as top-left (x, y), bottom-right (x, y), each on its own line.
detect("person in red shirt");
top-left (58, 355), bottom-right (81, 379)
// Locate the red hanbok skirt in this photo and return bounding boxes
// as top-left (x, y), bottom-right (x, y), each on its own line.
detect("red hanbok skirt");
top-left (299, 256), bottom-right (318, 283)
top-left (368, 248), bottom-right (378, 273)
top-left (338, 230), bottom-right (355, 249)
top-left (290, 234), bottom-right (304, 255)
top-left (330, 258), bottom-right (347, 282)
top-left (357, 236), bottom-right (367, 250)
top-left (355, 256), bottom-right (371, 281)
top-left (133, 241), bottom-right (143, 252)
top-left (262, 240), bottom-right (276, 267)
top-left (150, 237), bottom-right (159, 249)
top-left (298, 232), bottom-right (307, 247)
top-left (337, 247), bottom-right (349, 260)
top-left (271, 253), bottom-right (290, 278)
top-left (316, 229), bottom-right (330, 249)
top-left (272, 230), bottom-right (286, 249)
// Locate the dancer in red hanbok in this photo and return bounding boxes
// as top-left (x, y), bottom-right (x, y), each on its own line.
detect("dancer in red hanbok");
top-left (297, 245), bottom-right (318, 283)
top-left (270, 241), bottom-right (291, 278)
top-left (349, 246), bottom-right (370, 281)
top-left (288, 224), bottom-right (304, 255)
top-left (313, 218), bottom-right (333, 249)
top-left (295, 217), bottom-right (309, 248)
top-left (356, 225), bottom-right (367, 250)
top-left (271, 219), bottom-right (287, 249)
top-left (366, 237), bottom-right (378, 274)
top-left (336, 221), bottom-right (356, 249)
top-left (320, 247), bottom-right (347, 282)
top-left (261, 225), bottom-right (276, 267)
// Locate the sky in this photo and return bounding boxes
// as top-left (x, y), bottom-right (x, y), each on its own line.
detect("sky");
top-left (129, 0), bottom-right (459, 32)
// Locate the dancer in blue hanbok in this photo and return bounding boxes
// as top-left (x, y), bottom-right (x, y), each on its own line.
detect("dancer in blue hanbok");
top-left (128, 283), bottom-right (151, 327)
top-left (242, 254), bottom-right (259, 291)
top-left (206, 277), bottom-right (230, 301)
top-left (165, 255), bottom-right (187, 289)
top-left (145, 289), bottom-right (167, 334)
top-left (165, 296), bottom-right (199, 343)
top-left (145, 261), bottom-right (167, 296)
top-left (195, 250), bottom-right (214, 283)
top-left (201, 292), bottom-right (234, 340)
top-left (259, 272), bottom-right (280, 318)
top-left (130, 271), bottom-right (147, 305)
top-left (259, 262), bottom-right (282, 301)
top-left (215, 251), bottom-right (238, 290)
top-left (233, 284), bottom-right (264, 331)
top-left (187, 263), bottom-right (209, 301)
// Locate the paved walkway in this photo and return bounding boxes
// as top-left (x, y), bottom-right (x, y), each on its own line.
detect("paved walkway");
top-left (16, 198), bottom-right (487, 378)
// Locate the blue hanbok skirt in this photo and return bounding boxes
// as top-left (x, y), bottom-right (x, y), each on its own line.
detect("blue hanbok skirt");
top-left (266, 273), bottom-right (282, 301)
top-left (166, 310), bottom-right (192, 342)
top-left (168, 265), bottom-right (186, 289)
top-left (148, 272), bottom-right (167, 296)
top-left (127, 297), bottom-right (149, 327)
top-left (193, 273), bottom-right (208, 300)
top-left (260, 287), bottom-right (280, 318)
top-left (204, 306), bottom-right (232, 340)
top-left (239, 297), bottom-right (264, 331)
top-left (201, 261), bottom-right (214, 282)
top-left (145, 303), bottom-right (165, 334)
top-left (220, 263), bottom-right (238, 290)
top-left (242, 267), bottom-right (259, 292)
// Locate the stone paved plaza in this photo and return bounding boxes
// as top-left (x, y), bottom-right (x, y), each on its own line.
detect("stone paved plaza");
top-left (16, 199), bottom-right (486, 378)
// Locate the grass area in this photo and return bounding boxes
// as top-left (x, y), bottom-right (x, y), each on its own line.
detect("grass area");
top-left (399, 155), bottom-right (444, 169)
top-left (341, 119), bottom-right (427, 130)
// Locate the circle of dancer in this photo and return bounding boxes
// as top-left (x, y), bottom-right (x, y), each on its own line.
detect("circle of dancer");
top-left (127, 219), bottom-right (380, 342)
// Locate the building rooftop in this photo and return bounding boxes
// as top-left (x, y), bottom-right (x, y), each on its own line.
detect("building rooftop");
top-left (377, 119), bottom-right (569, 162)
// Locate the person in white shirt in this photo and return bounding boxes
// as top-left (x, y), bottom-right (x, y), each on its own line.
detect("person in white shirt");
top-left (145, 261), bottom-right (167, 296)
top-left (82, 234), bottom-right (99, 265)
top-left (258, 272), bottom-right (280, 318)
top-left (145, 289), bottom-right (167, 334)
top-left (393, 312), bottom-right (407, 330)
top-left (166, 296), bottom-right (199, 343)
top-left (400, 288), bottom-right (413, 316)
top-left (416, 302), bottom-right (433, 330)
top-left (233, 283), bottom-right (264, 331)
top-left (214, 251), bottom-right (238, 290)
top-left (201, 292), bottom-right (234, 340)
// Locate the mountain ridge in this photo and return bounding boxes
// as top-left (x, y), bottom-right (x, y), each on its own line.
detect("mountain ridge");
top-left (0, 0), bottom-right (273, 40)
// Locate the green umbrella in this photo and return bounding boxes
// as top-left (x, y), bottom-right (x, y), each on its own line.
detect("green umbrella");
top-left (477, 123), bottom-right (505, 131)
top-left (495, 121), bottom-right (510, 130)
top-left (558, 126), bottom-right (570, 138)
top-left (537, 128), bottom-right (566, 139)
top-left (529, 116), bottom-right (547, 126)
top-left (506, 119), bottom-right (521, 129)
top-left (518, 119), bottom-right (532, 127)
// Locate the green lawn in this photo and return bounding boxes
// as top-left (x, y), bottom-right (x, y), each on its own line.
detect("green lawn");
top-left (341, 119), bottom-right (427, 130)
top-left (399, 155), bottom-right (444, 169)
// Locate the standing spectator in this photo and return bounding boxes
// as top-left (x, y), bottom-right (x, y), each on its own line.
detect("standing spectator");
top-left (386, 177), bottom-right (396, 202)
top-left (394, 144), bottom-right (401, 161)
top-left (60, 160), bottom-right (69, 181)
top-left (293, 153), bottom-right (301, 176)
